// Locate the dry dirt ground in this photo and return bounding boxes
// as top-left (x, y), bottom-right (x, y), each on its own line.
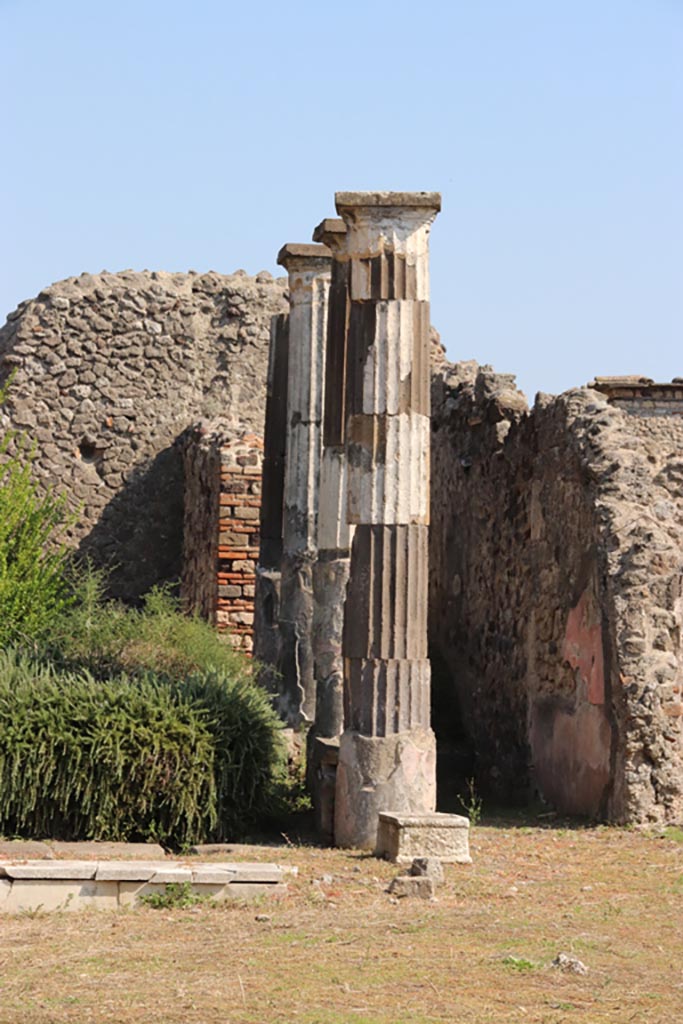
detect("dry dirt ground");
top-left (1, 819), bottom-right (682, 1024)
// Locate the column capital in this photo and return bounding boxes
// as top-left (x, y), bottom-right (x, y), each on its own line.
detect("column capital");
top-left (335, 191), bottom-right (441, 214)
top-left (312, 218), bottom-right (347, 252)
top-left (335, 193), bottom-right (439, 302)
top-left (277, 242), bottom-right (332, 270)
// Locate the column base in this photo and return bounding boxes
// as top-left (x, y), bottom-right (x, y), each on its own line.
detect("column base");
top-left (306, 735), bottom-right (339, 845)
top-left (334, 727), bottom-right (436, 849)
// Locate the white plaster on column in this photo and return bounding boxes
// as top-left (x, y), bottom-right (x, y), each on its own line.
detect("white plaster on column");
top-left (318, 446), bottom-right (354, 552)
top-left (347, 411), bottom-right (430, 525)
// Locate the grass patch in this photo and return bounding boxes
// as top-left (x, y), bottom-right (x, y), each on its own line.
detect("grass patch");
top-left (501, 955), bottom-right (539, 972)
top-left (0, 822), bottom-right (681, 1023)
top-left (139, 883), bottom-right (214, 910)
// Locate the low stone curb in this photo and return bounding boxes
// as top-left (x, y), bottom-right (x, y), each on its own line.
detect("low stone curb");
top-left (0, 860), bottom-right (286, 913)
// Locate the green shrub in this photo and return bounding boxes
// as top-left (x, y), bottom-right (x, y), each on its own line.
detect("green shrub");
top-left (0, 650), bottom-right (286, 846)
top-left (177, 670), bottom-right (286, 840)
top-left (0, 381), bottom-right (72, 648)
top-left (43, 568), bottom-right (249, 681)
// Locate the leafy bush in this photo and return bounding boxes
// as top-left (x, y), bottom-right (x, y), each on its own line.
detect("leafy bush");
top-left (177, 670), bottom-right (286, 840)
top-left (0, 380), bottom-right (72, 649)
top-left (43, 568), bottom-right (249, 681)
top-left (0, 650), bottom-right (286, 846)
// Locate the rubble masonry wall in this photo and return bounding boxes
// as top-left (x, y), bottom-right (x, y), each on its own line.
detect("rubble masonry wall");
top-left (430, 362), bottom-right (683, 823)
top-left (0, 269), bottom-right (286, 600)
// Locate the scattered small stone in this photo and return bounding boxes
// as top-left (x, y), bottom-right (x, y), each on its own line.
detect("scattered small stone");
top-left (387, 875), bottom-right (435, 899)
top-left (410, 857), bottom-right (444, 883)
top-left (552, 953), bottom-right (588, 975)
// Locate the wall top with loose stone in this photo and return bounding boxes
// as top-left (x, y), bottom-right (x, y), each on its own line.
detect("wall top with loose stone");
top-left (588, 377), bottom-right (683, 416)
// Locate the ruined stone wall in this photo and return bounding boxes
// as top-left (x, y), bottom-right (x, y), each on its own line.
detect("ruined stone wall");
top-left (180, 426), bottom-right (262, 652)
top-left (5, 262), bottom-right (682, 822)
top-left (429, 363), bottom-right (533, 799)
top-left (571, 388), bottom-right (683, 823)
top-left (430, 364), bottom-right (683, 824)
top-left (0, 269), bottom-right (287, 600)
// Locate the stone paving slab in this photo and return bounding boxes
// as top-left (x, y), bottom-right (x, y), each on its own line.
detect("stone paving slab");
top-left (149, 868), bottom-right (193, 884)
top-left (1, 861), bottom-right (98, 880)
top-left (190, 867), bottom-right (239, 884)
top-left (216, 862), bottom-right (283, 883)
top-left (95, 862), bottom-right (179, 882)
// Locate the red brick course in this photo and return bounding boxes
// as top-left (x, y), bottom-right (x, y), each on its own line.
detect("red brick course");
top-left (181, 428), bottom-right (263, 655)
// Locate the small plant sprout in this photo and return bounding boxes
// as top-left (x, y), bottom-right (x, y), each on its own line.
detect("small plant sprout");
top-left (139, 882), bottom-right (214, 910)
top-left (457, 777), bottom-right (483, 827)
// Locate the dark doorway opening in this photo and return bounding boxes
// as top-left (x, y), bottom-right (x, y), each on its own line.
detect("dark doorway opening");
top-left (429, 646), bottom-right (476, 813)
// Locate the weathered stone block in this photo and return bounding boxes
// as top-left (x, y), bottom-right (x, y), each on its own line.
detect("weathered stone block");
top-left (2, 861), bottom-right (97, 880)
top-left (410, 856), bottom-right (444, 882)
top-left (190, 867), bottom-right (238, 884)
top-left (3, 880), bottom-right (119, 913)
top-left (387, 875), bottom-right (435, 899)
top-left (375, 812), bottom-right (471, 865)
top-left (95, 862), bottom-right (166, 882)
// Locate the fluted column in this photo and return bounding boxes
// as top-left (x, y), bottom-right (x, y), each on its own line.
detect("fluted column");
top-left (334, 191), bottom-right (441, 849)
top-left (253, 313), bottom-right (289, 679)
top-left (311, 219), bottom-right (351, 736)
top-left (306, 218), bottom-right (351, 840)
top-left (276, 243), bottom-right (332, 727)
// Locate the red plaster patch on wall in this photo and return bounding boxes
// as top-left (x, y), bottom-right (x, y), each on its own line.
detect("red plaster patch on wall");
top-left (563, 587), bottom-right (605, 705)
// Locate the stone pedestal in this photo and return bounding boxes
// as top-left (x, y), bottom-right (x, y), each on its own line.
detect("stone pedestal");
top-left (276, 244), bottom-right (332, 727)
top-left (335, 730), bottom-right (437, 850)
top-left (333, 192), bottom-right (441, 849)
top-left (375, 812), bottom-right (472, 865)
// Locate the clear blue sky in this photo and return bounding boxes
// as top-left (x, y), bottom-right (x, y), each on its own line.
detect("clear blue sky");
top-left (2, 0), bottom-right (681, 399)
